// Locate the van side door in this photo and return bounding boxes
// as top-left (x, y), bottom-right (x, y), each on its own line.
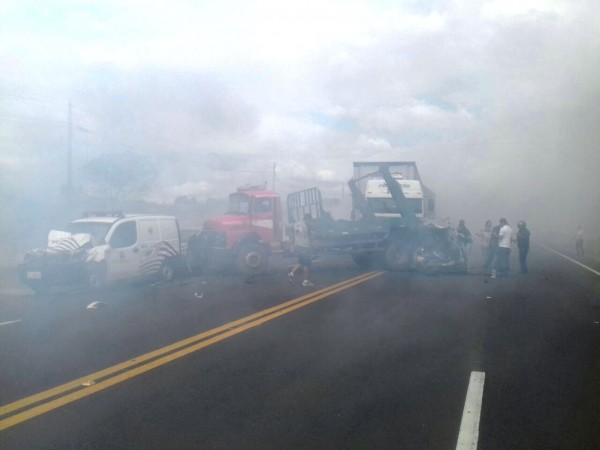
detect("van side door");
top-left (106, 220), bottom-right (139, 281)
top-left (137, 218), bottom-right (162, 277)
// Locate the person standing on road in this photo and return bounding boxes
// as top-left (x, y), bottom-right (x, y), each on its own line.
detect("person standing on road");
top-left (456, 219), bottom-right (473, 267)
top-left (289, 213), bottom-right (314, 287)
top-left (484, 222), bottom-right (500, 275)
top-left (494, 218), bottom-right (513, 277)
top-left (476, 220), bottom-right (493, 257)
top-left (457, 220), bottom-right (473, 247)
top-left (576, 225), bottom-right (584, 257)
top-left (516, 220), bottom-right (530, 274)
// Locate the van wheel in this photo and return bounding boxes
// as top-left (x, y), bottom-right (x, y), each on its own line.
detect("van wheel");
top-left (159, 261), bottom-right (175, 282)
top-left (87, 263), bottom-right (107, 290)
top-left (237, 243), bottom-right (268, 275)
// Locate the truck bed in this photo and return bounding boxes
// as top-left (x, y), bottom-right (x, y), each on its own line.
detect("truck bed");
top-left (308, 218), bottom-right (391, 251)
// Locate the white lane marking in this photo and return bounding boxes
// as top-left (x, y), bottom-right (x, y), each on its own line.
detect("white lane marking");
top-left (539, 244), bottom-right (600, 277)
top-left (456, 371), bottom-right (486, 450)
top-left (0, 319), bottom-right (23, 327)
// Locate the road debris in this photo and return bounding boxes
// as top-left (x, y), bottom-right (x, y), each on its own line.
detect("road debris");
top-left (86, 301), bottom-right (107, 309)
top-left (82, 381), bottom-right (96, 387)
top-left (194, 292), bottom-right (203, 299)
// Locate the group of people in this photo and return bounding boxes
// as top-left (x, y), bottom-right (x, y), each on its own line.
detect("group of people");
top-left (475, 218), bottom-right (530, 277)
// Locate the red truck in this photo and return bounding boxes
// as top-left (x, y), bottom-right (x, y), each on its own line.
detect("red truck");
top-left (186, 187), bottom-right (286, 275)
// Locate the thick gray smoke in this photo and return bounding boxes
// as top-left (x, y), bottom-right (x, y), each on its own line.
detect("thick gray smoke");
top-left (1, 1), bottom-right (599, 262)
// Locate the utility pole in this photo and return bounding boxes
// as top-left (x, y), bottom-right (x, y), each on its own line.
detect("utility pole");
top-left (67, 101), bottom-right (73, 194)
top-left (65, 101), bottom-right (74, 217)
top-left (272, 162), bottom-right (276, 191)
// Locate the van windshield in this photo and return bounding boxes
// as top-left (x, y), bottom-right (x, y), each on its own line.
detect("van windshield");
top-left (67, 222), bottom-right (113, 245)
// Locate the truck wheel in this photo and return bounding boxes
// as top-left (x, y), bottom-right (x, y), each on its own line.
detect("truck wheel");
top-left (384, 240), bottom-right (412, 271)
top-left (237, 243), bottom-right (268, 275)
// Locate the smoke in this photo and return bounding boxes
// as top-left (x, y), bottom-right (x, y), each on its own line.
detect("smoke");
top-left (1, 0), bottom-right (599, 252)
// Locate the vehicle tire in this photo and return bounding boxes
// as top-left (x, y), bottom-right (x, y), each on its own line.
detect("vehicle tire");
top-left (384, 240), bottom-right (412, 271)
top-left (87, 263), bottom-right (107, 290)
top-left (237, 243), bottom-right (268, 275)
top-left (159, 260), bottom-right (175, 282)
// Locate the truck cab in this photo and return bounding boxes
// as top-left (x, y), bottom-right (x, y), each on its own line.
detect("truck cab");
top-left (353, 161), bottom-right (436, 220)
top-left (187, 189), bottom-right (284, 274)
top-left (365, 175), bottom-right (435, 219)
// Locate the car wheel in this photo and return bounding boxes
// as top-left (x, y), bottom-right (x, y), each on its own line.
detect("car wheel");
top-left (159, 261), bottom-right (175, 282)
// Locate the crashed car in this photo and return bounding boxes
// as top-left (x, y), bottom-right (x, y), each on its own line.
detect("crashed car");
top-left (17, 211), bottom-right (183, 292)
top-left (413, 219), bottom-right (468, 274)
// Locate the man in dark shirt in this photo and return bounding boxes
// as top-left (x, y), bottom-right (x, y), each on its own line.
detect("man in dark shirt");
top-left (516, 220), bottom-right (531, 274)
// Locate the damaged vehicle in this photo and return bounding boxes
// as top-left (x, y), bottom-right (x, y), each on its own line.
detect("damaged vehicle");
top-left (290, 164), bottom-right (467, 274)
top-left (413, 219), bottom-right (468, 275)
top-left (17, 211), bottom-right (184, 293)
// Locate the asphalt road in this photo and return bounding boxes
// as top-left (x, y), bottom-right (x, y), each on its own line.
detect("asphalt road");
top-left (0, 246), bottom-right (599, 449)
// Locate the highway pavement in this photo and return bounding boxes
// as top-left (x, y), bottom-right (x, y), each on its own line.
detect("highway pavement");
top-left (0, 246), bottom-right (599, 449)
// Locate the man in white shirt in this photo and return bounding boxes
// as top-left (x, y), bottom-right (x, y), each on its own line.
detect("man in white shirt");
top-left (494, 218), bottom-right (513, 277)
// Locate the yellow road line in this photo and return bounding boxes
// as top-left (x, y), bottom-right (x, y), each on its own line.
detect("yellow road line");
top-left (0, 271), bottom-right (384, 431)
top-left (1, 271), bottom-right (378, 417)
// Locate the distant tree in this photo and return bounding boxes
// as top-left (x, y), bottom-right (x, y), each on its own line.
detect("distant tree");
top-left (83, 151), bottom-right (158, 201)
top-left (174, 195), bottom-right (198, 206)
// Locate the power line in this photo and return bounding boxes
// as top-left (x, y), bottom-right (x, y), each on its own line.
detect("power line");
top-left (0, 93), bottom-right (64, 106)
top-left (0, 114), bottom-right (68, 125)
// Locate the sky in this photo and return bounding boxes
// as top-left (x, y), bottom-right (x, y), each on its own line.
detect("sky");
top-left (1, 0), bottom-right (599, 236)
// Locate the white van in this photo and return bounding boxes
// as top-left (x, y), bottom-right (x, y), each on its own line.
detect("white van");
top-left (18, 212), bottom-right (183, 292)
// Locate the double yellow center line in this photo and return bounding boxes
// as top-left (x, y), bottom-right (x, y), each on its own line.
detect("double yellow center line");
top-left (0, 270), bottom-right (384, 431)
